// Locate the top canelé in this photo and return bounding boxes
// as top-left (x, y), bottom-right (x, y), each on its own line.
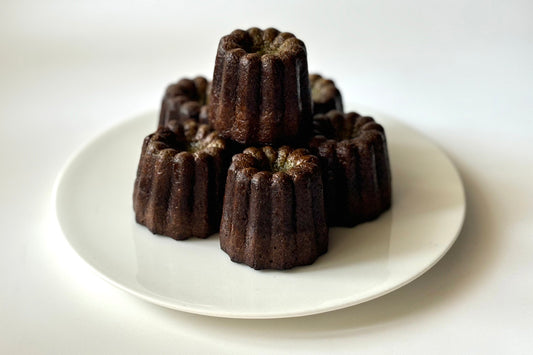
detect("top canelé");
top-left (209, 27), bottom-right (313, 145)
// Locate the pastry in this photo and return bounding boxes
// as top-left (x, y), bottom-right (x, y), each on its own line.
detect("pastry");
top-left (209, 27), bottom-right (313, 145)
top-left (220, 146), bottom-right (328, 269)
top-left (133, 120), bottom-right (229, 239)
top-left (309, 110), bottom-right (391, 226)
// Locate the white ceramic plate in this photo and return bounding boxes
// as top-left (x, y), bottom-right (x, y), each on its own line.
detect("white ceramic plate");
top-left (54, 110), bottom-right (465, 319)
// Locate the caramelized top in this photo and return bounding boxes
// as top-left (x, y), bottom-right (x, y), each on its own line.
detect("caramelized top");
top-left (312, 110), bottom-right (384, 142)
top-left (231, 146), bottom-right (320, 178)
top-left (220, 27), bottom-right (306, 57)
top-left (150, 119), bottom-right (226, 156)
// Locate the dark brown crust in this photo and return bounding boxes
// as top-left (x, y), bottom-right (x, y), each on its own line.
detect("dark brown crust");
top-left (220, 146), bottom-right (328, 270)
top-left (309, 110), bottom-right (392, 227)
top-left (209, 28), bottom-right (313, 145)
top-left (159, 76), bottom-right (210, 128)
top-left (133, 120), bottom-right (229, 239)
top-left (309, 74), bottom-right (344, 115)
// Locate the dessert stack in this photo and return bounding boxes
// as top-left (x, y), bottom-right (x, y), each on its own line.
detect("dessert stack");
top-left (133, 27), bottom-right (391, 270)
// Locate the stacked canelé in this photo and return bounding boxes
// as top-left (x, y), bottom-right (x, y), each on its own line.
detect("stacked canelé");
top-left (209, 28), bottom-right (313, 146)
top-left (133, 27), bottom-right (391, 270)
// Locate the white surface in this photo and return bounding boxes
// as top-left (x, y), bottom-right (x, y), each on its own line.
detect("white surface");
top-left (54, 111), bottom-right (464, 319)
top-left (2, 0), bottom-right (532, 353)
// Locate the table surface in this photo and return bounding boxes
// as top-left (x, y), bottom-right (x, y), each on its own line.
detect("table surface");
top-left (2, 1), bottom-right (532, 354)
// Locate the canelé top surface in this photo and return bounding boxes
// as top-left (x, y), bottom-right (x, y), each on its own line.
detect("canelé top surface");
top-left (150, 120), bottom-right (225, 155)
top-left (220, 27), bottom-right (306, 58)
top-left (312, 111), bottom-right (385, 142)
top-left (231, 146), bottom-right (319, 178)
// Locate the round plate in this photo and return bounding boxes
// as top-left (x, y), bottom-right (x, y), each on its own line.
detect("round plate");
top-left (53, 110), bottom-right (465, 319)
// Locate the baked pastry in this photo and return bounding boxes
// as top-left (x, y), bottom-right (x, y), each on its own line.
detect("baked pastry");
top-left (220, 146), bottom-right (328, 270)
top-left (309, 74), bottom-right (343, 114)
top-left (209, 27), bottom-right (313, 145)
top-left (159, 76), bottom-right (210, 128)
top-left (133, 120), bottom-right (229, 239)
top-left (309, 110), bottom-right (391, 227)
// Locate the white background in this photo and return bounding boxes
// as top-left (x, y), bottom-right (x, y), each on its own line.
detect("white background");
top-left (2, 0), bottom-right (532, 353)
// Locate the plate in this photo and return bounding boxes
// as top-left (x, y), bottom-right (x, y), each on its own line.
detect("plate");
top-left (53, 110), bottom-right (465, 319)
